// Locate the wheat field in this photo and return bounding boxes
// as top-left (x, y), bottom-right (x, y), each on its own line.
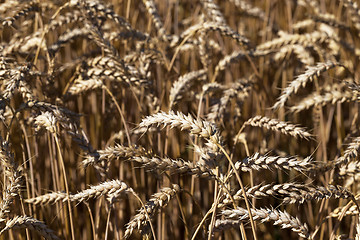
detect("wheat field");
top-left (1, 0), bottom-right (360, 239)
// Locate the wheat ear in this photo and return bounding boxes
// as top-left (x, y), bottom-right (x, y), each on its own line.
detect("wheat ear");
top-left (25, 179), bottom-right (133, 205)
top-left (219, 183), bottom-right (352, 207)
top-left (0, 215), bottom-right (60, 240)
top-left (215, 207), bottom-right (309, 238)
top-left (272, 61), bottom-right (342, 109)
top-left (335, 136), bottom-right (360, 166)
top-left (244, 115), bottom-right (312, 139)
top-left (235, 152), bottom-right (314, 173)
top-left (139, 111), bottom-right (222, 146)
top-left (124, 184), bottom-right (180, 238)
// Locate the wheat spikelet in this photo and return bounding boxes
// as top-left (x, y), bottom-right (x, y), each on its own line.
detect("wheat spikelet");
top-left (82, 56), bottom-right (148, 87)
top-left (214, 49), bottom-right (272, 77)
top-left (356, 214), bottom-right (360, 240)
top-left (201, 0), bottom-right (226, 24)
top-left (142, 0), bottom-right (168, 41)
top-left (329, 204), bottom-right (359, 218)
top-left (0, 215), bottom-right (60, 240)
top-left (215, 207), bottom-right (309, 238)
top-left (207, 80), bottom-right (252, 122)
top-left (24, 192), bottom-right (67, 206)
top-left (1, 64), bottom-right (31, 101)
top-left (67, 78), bottom-right (103, 95)
top-left (124, 184), bottom-right (180, 238)
top-left (2, 31), bottom-right (47, 56)
top-left (33, 111), bottom-right (57, 133)
top-left (335, 137), bottom-right (360, 166)
top-left (235, 152), bottom-right (313, 173)
top-left (83, 0), bottom-right (134, 32)
top-left (229, 0), bottom-right (265, 20)
top-left (0, 172), bottom-right (22, 222)
top-left (0, 139), bottom-right (23, 222)
top-left (292, 19), bottom-right (315, 31)
top-left (25, 101), bottom-right (80, 119)
top-left (272, 61), bottom-right (342, 109)
top-left (198, 28), bottom-right (211, 68)
top-left (341, 0), bottom-right (360, 33)
top-left (169, 69), bottom-right (207, 108)
top-left (273, 44), bottom-right (314, 65)
top-left (179, 21), bottom-right (250, 47)
top-left (193, 144), bottom-right (222, 168)
top-left (69, 179), bottom-right (133, 203)
top-left (244, 116), bottom-right (312, 139)
top-left (2, 2), bottom-right (39, 26)
top-left (338, 160), bottom-right (360, 177)
top-left (0, 1), bottom-right (20, 15)
top-left (48, 28), bottom-right (91, 55)
top-left (47, 10), bottom-right (83, 31)
top-left (201, 82), bottom-right (226, 95)
top-left (312, 13), bottom-right (349, 30)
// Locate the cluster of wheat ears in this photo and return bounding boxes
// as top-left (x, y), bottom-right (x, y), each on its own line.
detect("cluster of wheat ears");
top-left (1, 0), bottom-right (360, 239)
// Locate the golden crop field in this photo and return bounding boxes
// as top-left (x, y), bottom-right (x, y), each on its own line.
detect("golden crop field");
top-left (0, 0), bottom-right (360, 239)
